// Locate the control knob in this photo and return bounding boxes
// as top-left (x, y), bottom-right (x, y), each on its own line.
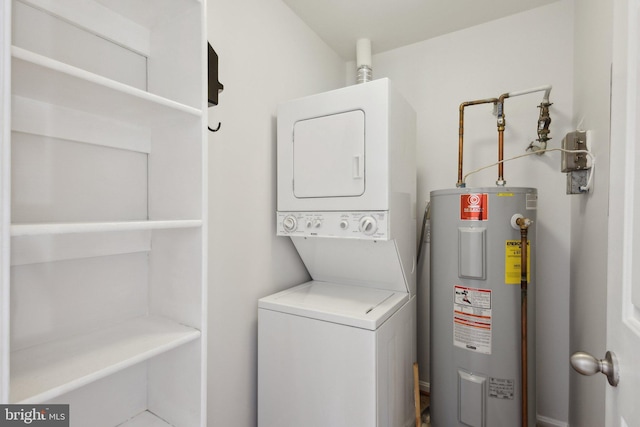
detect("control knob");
top-left (282, 215), bottom-right (298, 233)
top-left (306, 219), bottom-right (322, 228)
top-left (359, 216), bottom-right (378, 235)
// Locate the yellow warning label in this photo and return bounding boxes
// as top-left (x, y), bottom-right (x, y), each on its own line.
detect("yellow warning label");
top-left (497, 193), bottom-right (514, 197)
top-left (505, 240), bottom-right (531, 284)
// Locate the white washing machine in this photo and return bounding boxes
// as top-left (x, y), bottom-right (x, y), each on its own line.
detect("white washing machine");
top-left (259, 78), bottom-right (417, 427)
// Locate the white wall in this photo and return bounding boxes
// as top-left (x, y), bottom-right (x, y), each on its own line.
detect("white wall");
top-left (206, 1), bottom-right (345, 425)
top-left (366, 1), bottom-right (574, 424)
top-left (569, 0), bottom-right (612, 425)
top-left (205, 1), bottom-right (599, 426)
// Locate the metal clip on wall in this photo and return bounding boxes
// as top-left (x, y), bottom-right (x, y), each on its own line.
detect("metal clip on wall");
top-left (208, 42), bottom-right (224, 132)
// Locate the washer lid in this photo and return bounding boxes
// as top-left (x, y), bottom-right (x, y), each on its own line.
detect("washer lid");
top-left (258, 281), bottom-right (409, 330)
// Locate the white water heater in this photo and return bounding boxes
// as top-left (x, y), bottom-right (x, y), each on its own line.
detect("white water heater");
top-left (430, 187), bottom-right (536, 427)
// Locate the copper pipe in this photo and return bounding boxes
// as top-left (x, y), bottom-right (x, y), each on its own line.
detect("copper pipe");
top-left (457, 98), bottom-right (498, 187)
top-left (498, 129), bottom-right (505, 183)
top-left (497, 93), bottom-right (510, 185)
top-left (516, 217), bottom-right (532, 427)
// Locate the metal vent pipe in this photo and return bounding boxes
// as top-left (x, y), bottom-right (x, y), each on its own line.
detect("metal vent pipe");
top-left (356, 38), bottom-right (372, 84)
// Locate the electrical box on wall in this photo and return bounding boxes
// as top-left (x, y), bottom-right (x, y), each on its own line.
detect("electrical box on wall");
top-left (561, 130), bottom-right (588, 172)
top-left (561, 130), bottom-right (591, 194)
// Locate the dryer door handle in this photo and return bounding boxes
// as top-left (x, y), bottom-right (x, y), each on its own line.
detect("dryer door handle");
top-left (353, 155), bottom-right (363, 179)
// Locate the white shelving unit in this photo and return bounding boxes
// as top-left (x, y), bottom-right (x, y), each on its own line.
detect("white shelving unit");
top-left (1, 0), bottom-right (208, 425)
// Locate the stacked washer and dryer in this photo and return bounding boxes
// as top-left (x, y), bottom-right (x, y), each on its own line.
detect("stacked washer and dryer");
top-left (258, 78), bottom-right (417, 427)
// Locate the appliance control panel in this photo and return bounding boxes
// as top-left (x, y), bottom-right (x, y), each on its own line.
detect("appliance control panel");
top-left (277, 211), bottom-right (389, 240)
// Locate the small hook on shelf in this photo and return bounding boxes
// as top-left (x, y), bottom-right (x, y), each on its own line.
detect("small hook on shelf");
top-left (208, 122), bottom-right (221, 132)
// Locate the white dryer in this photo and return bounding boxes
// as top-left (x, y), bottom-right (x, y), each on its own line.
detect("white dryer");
top-left (259, 78), bottom-right (417, 427)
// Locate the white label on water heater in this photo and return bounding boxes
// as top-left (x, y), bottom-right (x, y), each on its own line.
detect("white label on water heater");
top-left (453, 285), bottom-right (492, 354)
top-left (489, 377), bottom-right (514, 400)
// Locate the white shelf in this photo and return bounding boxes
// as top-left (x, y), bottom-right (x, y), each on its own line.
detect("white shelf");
top-left (117, 411), bottom-right (174, 427)
top-left (18, 0), bottom-right (202, 58)
top-left (11, 46), bottom-right (202, 126)
top-left (11, 316), bottom-right (201, 404)
top-left (5, 0), bottom-right (207, 423)
top-left (11, 220), bottom-right (202, 237)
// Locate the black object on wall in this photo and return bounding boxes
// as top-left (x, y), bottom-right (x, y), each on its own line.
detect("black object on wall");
top-left (208, 42), bottom-right (224, 107)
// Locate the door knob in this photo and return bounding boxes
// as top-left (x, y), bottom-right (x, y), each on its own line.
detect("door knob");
top-left (570, 350), bottom-right (619, 387)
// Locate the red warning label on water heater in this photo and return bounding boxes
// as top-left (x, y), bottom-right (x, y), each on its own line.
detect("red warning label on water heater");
top-left (460, 193), bottom-right (489, 221)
